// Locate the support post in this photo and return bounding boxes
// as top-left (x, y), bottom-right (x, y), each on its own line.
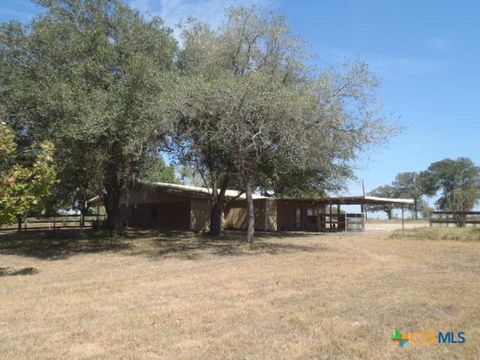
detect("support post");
top-left (361, 202), bottom-right (365, 232)
top-left (316, 201), bottom-right (321, 232)
top-left (337, 203), bottom-right (341, 231)
top-left (401, 205), bottom-right (405, 231)
top-left (329, 202), bottom-right (332, 231)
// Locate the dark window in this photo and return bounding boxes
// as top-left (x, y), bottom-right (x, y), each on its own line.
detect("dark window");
top-left (151, 207), bottom-right (159, 219)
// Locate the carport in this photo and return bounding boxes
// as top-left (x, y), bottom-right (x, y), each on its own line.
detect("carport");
top-left (276, 196), bottom-right (414, 232)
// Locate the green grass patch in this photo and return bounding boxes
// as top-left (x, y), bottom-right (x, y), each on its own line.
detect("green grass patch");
top-left (391, 226), bottom-right (480, 241)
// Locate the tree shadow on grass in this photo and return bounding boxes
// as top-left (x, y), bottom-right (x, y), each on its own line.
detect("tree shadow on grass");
top-left (0, 229), bottom-right (131, 260)
top-left (0, 228), bottom-right (329, 261)
top-left (0, 266), bottom-right (38, 277)
top-left (133, 230), bottom-right (328, 260)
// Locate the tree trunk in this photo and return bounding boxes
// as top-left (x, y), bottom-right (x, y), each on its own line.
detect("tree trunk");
top-left (17, 216), bottom-right (22, 232)
top-left (209, 175), bottom-right (230, 236)
top-left (210, 200), bottom-right (224, 236)
top-left (104, 185), bottom-right (124, 236)
top-left (245, 180), bottom-right (255, 243)
top-left (386, 209), bottom-right (392, 220)
top-left (79, 188), bottom-right (86, 229)
top-left (103, 159), bottom-right (126, 237)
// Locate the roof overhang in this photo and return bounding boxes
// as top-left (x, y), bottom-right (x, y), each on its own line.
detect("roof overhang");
top-left (277, 196), bottom-right (414, 206)
top-left (86, 182), bottom-right (413, 207)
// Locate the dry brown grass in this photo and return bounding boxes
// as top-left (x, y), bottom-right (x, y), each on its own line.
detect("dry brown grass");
top-left (1, 229), bottom-right (479, 359)
top-left (392, 226), bottom-right (480, 241)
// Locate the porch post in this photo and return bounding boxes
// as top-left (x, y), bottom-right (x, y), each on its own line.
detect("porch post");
top-left (329, 202), bottom-right (332, 231)
top-left (316, 201), bottom-right (321, 232)
top-left (337, 203), bottom-right (341, 231)
top-left (401, 205), bottom-right (405, 231)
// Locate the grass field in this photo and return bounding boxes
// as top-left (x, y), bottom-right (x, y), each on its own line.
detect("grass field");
top-left (1, 228), bottom-right (479, 359)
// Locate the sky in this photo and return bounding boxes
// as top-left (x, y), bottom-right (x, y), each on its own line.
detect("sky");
top-left (1, 0), bottom-right (479, 198)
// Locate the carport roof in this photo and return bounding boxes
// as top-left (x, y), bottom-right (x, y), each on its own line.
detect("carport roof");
top-left (279, 195), bottom-right (414, 206)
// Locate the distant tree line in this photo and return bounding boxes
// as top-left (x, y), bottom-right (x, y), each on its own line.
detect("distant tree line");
top-left (368, 158), bottom-right (480, 219)
top-left (0, 0), bottom-right (397, 241)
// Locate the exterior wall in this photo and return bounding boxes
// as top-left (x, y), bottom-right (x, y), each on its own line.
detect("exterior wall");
top-left (119, 185), bottom-right (194, 230)
top-left (265, 199), bottom-right (277, 231)
top-left (112, 183), bottom-right (353, 232)
top-left (190, 198), bottom-right (211, 231)
top-left (120, 185), bottom-right (191, 204)
top-left (276, 200), bottom-right (302, 231)
top-left (224, 199), bottom-right (268, 231)
top-left (120, 201), bottom-right (191, 229)
top-left (276, 200), bottom-right (340, 232)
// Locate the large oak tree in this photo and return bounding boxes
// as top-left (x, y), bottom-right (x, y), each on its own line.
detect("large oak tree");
top-left (0, 0), bottom-right (177, 234)
top-left (170, 8), bottom-right (394, 241)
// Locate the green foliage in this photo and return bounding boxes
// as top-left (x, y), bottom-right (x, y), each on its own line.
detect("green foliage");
top-left (367, 185), bottom-right (398, 219)
top-left (139, 155), bottom-right (179, 184)
top-left (170, 7), bottom-right (395, 240)
top-left (0, 123), bottom-right (57, 224)
top-left (421, 158), bottom-right (480, 210)
top-left (447, 188), bottom-right (479, 226)
top-left (0, 0), bottom-right (177, 232)
top-left (392, 172), bottom-right (428, 219)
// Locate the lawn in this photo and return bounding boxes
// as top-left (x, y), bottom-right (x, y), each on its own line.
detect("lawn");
top-left (1, 228), bottom-right (479, 359)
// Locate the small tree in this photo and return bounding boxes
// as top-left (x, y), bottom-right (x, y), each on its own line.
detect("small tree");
top-left (0, 123), bottom-right (57, 226)
top-left (421, 158), bottom-right (480, 210)
top-left (392, 172), bottom-right (427, 219)
top-left (447, 188), bottom-right (479, 227)
top-left (368, 185), bottom-right (398, 219)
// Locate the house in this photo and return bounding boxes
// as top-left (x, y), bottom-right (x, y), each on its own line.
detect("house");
top-left (88, 181), bottom-right (413, 232)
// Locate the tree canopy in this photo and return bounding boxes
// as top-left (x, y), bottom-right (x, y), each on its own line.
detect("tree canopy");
top-left (2, 2), bottom-right (397, 240)
top-left (367, 158), bottom-right (480, 219)
top-left (0, 0), bottom-right (177, 233)
top-left (421, 157), bottom-right (480, 211)
top-left (168, 7), bottom-right (394, 241)
top-left (367, 185), bottom-right (398, 219)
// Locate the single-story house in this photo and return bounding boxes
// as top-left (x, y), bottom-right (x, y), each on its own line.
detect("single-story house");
top-left (88, 181), bottom-right (413, 232)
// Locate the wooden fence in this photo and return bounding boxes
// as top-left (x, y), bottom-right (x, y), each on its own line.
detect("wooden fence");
top-left (429, 211), bottom-right (480, 227)
top-left (0, 214), bottom-right (106, 231)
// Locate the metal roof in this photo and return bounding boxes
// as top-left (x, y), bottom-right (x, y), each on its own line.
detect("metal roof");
top-left (136, 181), bottom-right (268, 200)
top-left (87, 182), bottom-right (413, 206)
top-left (277, 195), bottom-right (414, 205)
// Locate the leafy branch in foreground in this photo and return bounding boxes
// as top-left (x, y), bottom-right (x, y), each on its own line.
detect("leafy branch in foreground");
top-left (0, 122), bottom-right (57, 225)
